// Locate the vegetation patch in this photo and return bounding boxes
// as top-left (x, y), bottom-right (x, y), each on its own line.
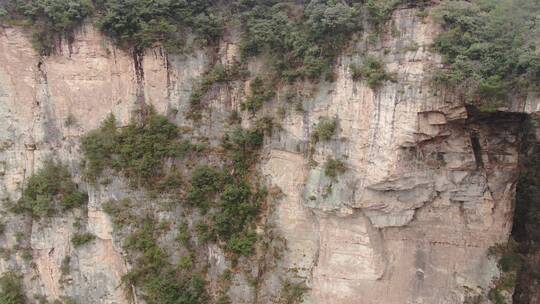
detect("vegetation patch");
top-left (432, 0), bottom-right (540, 107)
top-left (184, 126), bottom-right (267, 256)
top-left (1, 0), bottom-right (223, 54)
top-left (3, 0), bottom-right (94, 55)
top-left (15, 160), bottom-right (87, 218)
top-left (0, 271), bottom-right (25, 304)
top-left (311, 117), bottom-right (337, 142)
top-left (221, 127), bottom-right (265, 174)
top-left (366, 0), bottom-right (402, 29)
top-left (185, 165), bottom-right (223, 211)
top-left (324, 158), bottom-right (347, 180)
top-left (71, 232), bottom-right (96, 247)
top-left (97, 0), bottom-right (222, 51)
top-left (351, 56), bottom-right (393, 88)
top-left (277, 281), bottom-right (308, 304)
top-left (81, 110), bottom-right (200, 190)
top-left (83, 109), bottom-right (271, 301)
top-left (241, 77), bottom-right (275, 113)
top-left (238, 0), bottom-right (360, 82)
top-left (189, 64), bottom-right (246, 120)
top-left (105, 214), bottom-right (208, 304)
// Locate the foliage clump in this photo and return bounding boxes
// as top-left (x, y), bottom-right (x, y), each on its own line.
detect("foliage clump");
top-left (114, 216), bottom-right (208, 304)
top-left (185, 166), bottom-right (223, 210)
top-left (81, 110), bottom-right (197, 190)
top-left (311, 117), bottom-right (337, 142)
top-left (71, 232), bottom-right (96, 247)
top-left (366, 0), bottom-right (402, 28)
top-left (324, 158), bottom-right (347, 180)
top-left (1, 0), bottom-right (222, 54)
top-left (221, 127), bottom-right (264, 174)
top-left (97, 0), bottom-right (222, 51)
top-left (215, 183), bottom-right (260, 255)
top-left (432, 0), bottom-right (540, 107)
top-left (241, 77), bottom-right (275, 113)
top-left (352, 56), bottom-right (393, 88)
top-left (238, 0), bottom-right (360, 81)
top-left (16, 160), bottom-right (87, 218)
top-left (0, 271), bottom-right (25, 304)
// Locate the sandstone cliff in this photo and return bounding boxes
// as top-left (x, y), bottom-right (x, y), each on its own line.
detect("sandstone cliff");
top-left (0, 4), bottom-right (538, 304)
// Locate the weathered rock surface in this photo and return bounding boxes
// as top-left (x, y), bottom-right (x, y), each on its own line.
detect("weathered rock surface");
top-left (0, 5), bottom-right (537, 304)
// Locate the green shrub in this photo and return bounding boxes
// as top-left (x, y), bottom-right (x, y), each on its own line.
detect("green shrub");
top-left (71, 232), bottom-right (95, 247)
top-left (179, 255), bottom-right (194, 270)
top-left (185, 128), bottom-right (265, 256)
top-left (16, 160), bottom-right (87, 218)
top-left (359, 56), bottom-right (392, 88)
top-left (81, 113), bottom-right (118, 181)
top-left (312, 117), bottom-right (337, 142)
top-left (222, 128), bottom-right (264, 174)
top-left (432, 0), bottom-right (540, 106)
top-left (241, 77), bottom-right (275, 113)
top-left (324, 158), bottom-right (347, 180)
top-left (0, 271), bottom-right (26, 304)
top-left (113, 113), bottom-right (178, 182)
top-left (21, 249), bottom-right (32, 261)
top-left (213, 183), bottom-right (259, 239)
top-left (487, 239), bottom-right (523, 273)
top-left (487, 238), bottom-right (523, 301)
top-left (185, 166), bottom-right (222, 210)
top-left (4, 0), bottom-right (223, 54)
top-left (216, 294), bottom-right (232, 304)
top-left (227, 231), bottom-right (257, 256)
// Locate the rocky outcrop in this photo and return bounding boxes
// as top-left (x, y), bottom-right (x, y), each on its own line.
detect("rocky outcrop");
top-left (0, 5), bottom-right (537, 304)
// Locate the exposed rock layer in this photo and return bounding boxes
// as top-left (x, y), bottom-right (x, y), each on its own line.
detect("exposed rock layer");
top-left (0, 6), bottom-right (538, 304)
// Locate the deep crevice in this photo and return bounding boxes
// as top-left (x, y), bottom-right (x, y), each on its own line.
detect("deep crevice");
top-left (469, 130), bottom-right (484, 169)
top-left (511, 113), bottom-right (540, 304)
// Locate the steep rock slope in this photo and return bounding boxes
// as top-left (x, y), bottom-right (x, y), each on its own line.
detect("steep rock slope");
top-left (0, 5), bottom-right (537, 304)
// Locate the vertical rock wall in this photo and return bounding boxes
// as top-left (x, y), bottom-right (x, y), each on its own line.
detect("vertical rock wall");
top-left (0, 6), bottom-right (536, 304)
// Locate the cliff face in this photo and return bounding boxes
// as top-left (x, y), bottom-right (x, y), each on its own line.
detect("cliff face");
top-left (0, 5), bottom-right (537, 304)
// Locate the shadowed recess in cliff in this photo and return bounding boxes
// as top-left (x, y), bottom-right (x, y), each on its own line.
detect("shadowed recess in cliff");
top-left (511, 113), bottom-right (540, 304)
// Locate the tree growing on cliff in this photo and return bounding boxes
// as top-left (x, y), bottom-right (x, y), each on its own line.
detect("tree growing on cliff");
top-left (15, 160), bottom-right (88, 218)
